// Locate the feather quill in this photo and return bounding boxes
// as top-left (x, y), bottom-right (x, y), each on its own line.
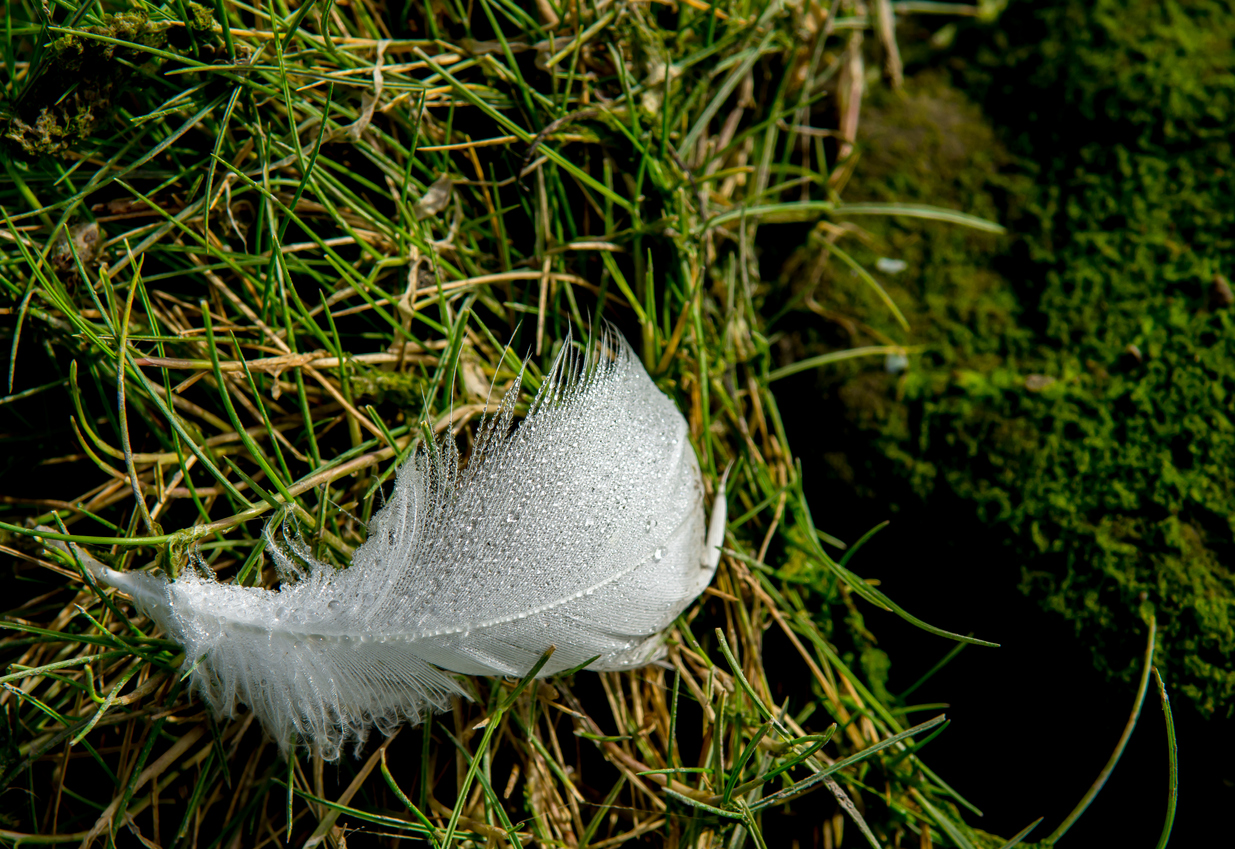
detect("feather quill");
top-left (72, 329), bottom-right (725, 759)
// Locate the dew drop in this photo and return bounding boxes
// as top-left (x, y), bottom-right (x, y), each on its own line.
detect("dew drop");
top-left (653, 548), bottom-right (664, 561)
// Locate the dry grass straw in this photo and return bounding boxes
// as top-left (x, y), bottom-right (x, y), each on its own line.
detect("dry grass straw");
top-left (0, 1), bottom-right (1012, 847)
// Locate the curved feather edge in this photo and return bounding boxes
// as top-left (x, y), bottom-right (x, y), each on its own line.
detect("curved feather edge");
top-left (69, 329), bottom-right (720, 759)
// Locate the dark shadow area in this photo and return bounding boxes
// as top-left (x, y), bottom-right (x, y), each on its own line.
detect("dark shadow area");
top-left (783, 394), bottom-right (1232, 844)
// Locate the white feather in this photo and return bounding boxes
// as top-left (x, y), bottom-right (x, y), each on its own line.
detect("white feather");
top-left (77, 329), bottom-right (724, 759)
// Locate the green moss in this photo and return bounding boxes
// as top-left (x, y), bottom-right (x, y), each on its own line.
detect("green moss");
top-left (815, 1), bottom-right (1235, 717)
top-left (187, 2), bottom-right (216, 32)
top-left (3, 11), bottom-right (169, 155)
top-left (351, 368), bottom-right (430, 411)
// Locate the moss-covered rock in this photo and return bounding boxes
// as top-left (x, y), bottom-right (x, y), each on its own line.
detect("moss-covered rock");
top-left (812, 0), bottom-right (1235, 716)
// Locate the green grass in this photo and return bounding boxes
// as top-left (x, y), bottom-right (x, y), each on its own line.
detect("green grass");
top-left (0, 2), bottom-right (1174, 848)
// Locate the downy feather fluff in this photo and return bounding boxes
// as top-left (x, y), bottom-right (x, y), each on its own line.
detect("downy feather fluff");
top-left (78, 329), bottom-right (725, 759)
